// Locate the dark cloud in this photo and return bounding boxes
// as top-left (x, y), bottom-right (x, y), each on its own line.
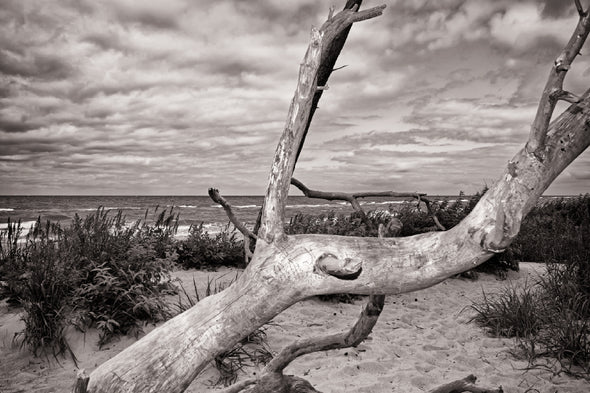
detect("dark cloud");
top-left (234, 1), bottom-right (325, 35)
top-left (0, 119), bottom-right (41, 133)
top-left (0, 52), bottom-right (73, 80)
top-left (83, 32), bottom-right (128, 53)
top-left (541, 0), bottom-right (578, 18)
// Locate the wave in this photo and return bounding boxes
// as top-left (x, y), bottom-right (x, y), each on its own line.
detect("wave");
top-left (287, 203), bottom-right (341, 209)
top-left (178, 205), bottom-right (198, 208)
top-left (0, 220), bottom-right (38, 231)
top-left (78, 206), bottom-right (144, 211)
top-left (0, 208), bottom-right (14, 211)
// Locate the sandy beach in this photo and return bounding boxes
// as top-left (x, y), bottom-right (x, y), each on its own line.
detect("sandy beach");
top-left (1, 262), bottom-right (588, 392)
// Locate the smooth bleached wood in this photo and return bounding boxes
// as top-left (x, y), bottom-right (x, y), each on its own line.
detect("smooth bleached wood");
top-left (83, 1), bottom-right (590, 391)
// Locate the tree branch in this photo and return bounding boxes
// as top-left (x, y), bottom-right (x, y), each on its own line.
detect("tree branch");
top-left (525, 1), bottom-right (590, 158)
top-left (258, 4), bottom-right (386, 241)
top-left (290, 177), bottom-right (372, 228)
top-left (208, 188), bottom-right (257, 240)
top-left (291, 177), bottom-right (445, 231)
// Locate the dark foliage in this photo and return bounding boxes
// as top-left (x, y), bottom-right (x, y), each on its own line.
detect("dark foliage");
top-left (0, 207), bottom-right (178, 355)
top-left (175, 223), bottom-right (245, 270)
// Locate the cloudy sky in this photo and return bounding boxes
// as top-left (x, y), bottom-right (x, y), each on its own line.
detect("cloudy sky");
top-left (1, 0), bottom-right (588, 196)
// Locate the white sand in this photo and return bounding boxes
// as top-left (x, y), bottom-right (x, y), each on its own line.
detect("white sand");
top-left (1, 263), bottom-right (588, 392)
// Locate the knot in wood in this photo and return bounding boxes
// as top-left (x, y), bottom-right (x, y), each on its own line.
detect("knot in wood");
top-left (314, 253), bottom-right (362, 280)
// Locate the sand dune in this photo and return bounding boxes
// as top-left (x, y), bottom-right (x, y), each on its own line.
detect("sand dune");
top-left (1, 263), bottom-right (588, 392)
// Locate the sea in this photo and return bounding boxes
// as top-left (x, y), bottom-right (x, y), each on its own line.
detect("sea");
top-left (0, 194), bottom-right (576, 239)
top-left (0, 195), bottom-right (424, 238)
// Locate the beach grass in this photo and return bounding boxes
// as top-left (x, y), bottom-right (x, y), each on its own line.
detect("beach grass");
top-left (469, 195), bottom-right (590, 377)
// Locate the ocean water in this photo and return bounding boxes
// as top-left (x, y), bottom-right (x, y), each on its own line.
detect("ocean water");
top-left (0, 195), bottom-right (418, 238)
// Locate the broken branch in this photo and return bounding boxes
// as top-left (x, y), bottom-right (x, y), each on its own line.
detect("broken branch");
top-left (267, 294), bottom-right (385, 373)
top-left (525, 1), bottom-right (590, 158)
top-left (208, 188), bottom-right (257, 240)
top-left (291, 177), bottom-right (445, 231)
top-left (259, 3), bottom-right (386, 241)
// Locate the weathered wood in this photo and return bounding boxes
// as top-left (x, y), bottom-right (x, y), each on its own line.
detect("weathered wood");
top-left (208, 188), bottom-right (257, 240)
top-left (526, 1), bottom-right (590, 158)
top-left (291, 177), bottom-right (442, 231)
top-left (83, 2), bottom-right (590, 392)
top-left (84, 94), bottom-right (590, 393)
top-left (258, 5), bottom-right (386, 242)
top-left (428, 374), bottom-right (503, 393)
top-left (265, 294), bottom-right (384, 374)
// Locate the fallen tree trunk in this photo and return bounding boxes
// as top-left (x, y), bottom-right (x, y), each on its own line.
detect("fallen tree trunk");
top-left (84, 92), bottom-right (590, 392)
top-left (82, 1), bottom-right (590, 392)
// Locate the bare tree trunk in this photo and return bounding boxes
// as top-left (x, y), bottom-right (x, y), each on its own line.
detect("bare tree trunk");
top-left (82, 2), bottom-right (590, 392)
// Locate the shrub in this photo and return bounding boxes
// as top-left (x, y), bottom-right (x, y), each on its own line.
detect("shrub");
top-left (69, 208), bottom-right (176, 347)
top-left (510, 194), bottom-right (590, 263)
top-left (0, 219), bottom-right (28, 303)
top-left (175, 223), bottom-right (245, 270)
top-left (1, 207), bottom-right (178, 354)
top-left (286, 210), bottom-right (397, 238)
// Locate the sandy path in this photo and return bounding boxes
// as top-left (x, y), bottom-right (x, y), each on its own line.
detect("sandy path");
top-left (1, 263), bottom-right (588, 392)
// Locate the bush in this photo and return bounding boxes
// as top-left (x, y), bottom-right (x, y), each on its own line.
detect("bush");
top-left (175, 223), bottom-right (245, 270)
top-left (510, 194), bottom-right (590, 263)
top-left (469, 280), bottom-right (542, 338)
top-left (0, 207), bottom-right (178, 354)
top-left (69, 208), bottom-right (176, 347)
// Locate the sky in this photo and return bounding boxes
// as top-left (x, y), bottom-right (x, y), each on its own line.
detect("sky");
top-left (0, 0), bottom-right (589, 196)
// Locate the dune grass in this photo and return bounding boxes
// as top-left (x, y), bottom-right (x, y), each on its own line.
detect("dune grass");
top-left (470, 195), bottom-right (590, 378)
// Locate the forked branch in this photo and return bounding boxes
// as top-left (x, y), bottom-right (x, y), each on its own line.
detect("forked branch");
top-left (526, 0), bottom-right (590, 158)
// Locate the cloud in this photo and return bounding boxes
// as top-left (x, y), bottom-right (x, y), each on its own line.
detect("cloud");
top-left (0, 0), bottom-right (587, 195)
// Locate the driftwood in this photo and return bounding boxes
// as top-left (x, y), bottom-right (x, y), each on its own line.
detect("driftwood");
top-left (80, 1), bottom-right (590, 392)
top-left (290, 177), bottom-right (442, 233)
top-left (428, 374), bottom-right (503, 393)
